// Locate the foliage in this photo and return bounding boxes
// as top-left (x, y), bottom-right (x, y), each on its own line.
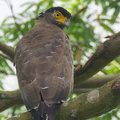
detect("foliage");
top-left (0, 0), bottom-right (120, 119)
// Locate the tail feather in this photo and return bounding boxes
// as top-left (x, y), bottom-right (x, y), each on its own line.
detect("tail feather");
top-left (30, 103), bottom-right (61, 120)
top-left (30, 109), bottom-right (46, 120)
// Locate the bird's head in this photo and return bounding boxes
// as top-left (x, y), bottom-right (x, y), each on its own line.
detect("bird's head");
top-left (39, 7), bottom-right (72, 29)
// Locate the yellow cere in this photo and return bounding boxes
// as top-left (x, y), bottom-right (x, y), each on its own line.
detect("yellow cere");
top-left (53, 11), bottom-right (68, 24)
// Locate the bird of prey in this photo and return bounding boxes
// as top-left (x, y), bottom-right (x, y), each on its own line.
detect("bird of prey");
top-left (15, 7), bottom-right (73, 120)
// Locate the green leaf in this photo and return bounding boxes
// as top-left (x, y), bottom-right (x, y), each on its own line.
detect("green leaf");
top-left (100, 22), bottom-right (114, 33)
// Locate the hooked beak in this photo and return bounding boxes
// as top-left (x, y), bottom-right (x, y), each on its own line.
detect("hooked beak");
top-left (64, 21), bottom-right (70, 27)
top-left (57, 17), bottom-right (70, 28)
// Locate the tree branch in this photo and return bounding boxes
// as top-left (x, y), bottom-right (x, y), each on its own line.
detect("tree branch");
top-left (74, 74), bottom-right (120, 94)
top-left (0, 90), bottom-right (23, 112)
top-left (57, 77), bottom-right (120, 120)
top-left (75, 73), bottom-right (120, 89)
top-left (7, 77), bottom-right (120, 120)
top-left (74, 32), bottom-right (120, 87)
top-left (72, 6), bottom-right (87, 19)
top-left (0, 41), bottom-right (14, 60)
top-left (0, 53), bottom-right (13, 62)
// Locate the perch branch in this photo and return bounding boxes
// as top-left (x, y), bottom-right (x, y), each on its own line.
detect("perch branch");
top-left (7, 77), bottom-right (120, 120)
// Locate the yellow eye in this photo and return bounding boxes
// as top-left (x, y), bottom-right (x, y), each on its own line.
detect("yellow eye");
top-left (54, 11), bottom-right (62, 18)
top-left (53, 11), bottom-right (68, 24)
top-left (56, 13), bottom-right (60, 17)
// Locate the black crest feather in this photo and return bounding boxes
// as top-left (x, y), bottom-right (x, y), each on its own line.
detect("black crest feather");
top-left (39, 7), bottom-right (71, 19)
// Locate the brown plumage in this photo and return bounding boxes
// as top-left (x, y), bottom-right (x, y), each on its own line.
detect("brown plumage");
top-left (15, 7), bottom-right (73, 120)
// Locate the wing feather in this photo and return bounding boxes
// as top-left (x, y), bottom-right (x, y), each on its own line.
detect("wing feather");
top-left (15, 24), bottom-right (73, 111)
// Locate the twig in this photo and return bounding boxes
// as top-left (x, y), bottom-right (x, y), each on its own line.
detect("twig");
top-left (5, 0), bottom-right (24, 36)
top-left (71, 41), bottom-right (108, 75)
top-left (0, 53), bottom-right (13, 62)
top-left (0, 70), bottom-right (8, 75)
top-left (72, 6), bottom-right (87, 19)
top-left (71, 40), bottom-right (89, 58)
top-left (12, 107), bottom-right (17, 116)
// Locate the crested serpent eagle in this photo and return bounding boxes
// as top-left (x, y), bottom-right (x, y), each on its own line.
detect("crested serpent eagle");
top-left (15, 7), bottom-right (73, 120)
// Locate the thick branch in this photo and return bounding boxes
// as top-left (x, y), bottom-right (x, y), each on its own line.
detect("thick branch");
top-left (73, 74), bottom-right (120, 94)
top-left (75, 73), bottom-right (120, 89)
top-left (0, 90), bottom-right (23, 112)
top-left (0, 41), bottom-right (14, 60)
top-left (7, 77), bottom-right (120, 120)
top-left (74, 32), bottom-right (120, 87)
top-left (57, 77), bottom-right (120, 120)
